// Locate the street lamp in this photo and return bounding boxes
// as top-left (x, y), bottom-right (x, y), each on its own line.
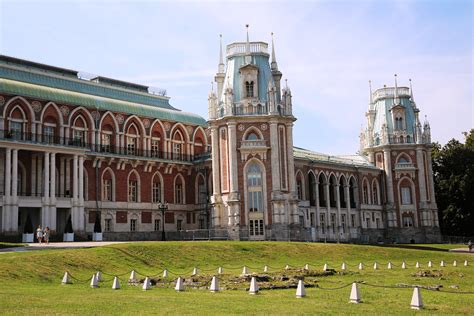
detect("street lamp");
top-left (158, 201), bottom-right (168, 241)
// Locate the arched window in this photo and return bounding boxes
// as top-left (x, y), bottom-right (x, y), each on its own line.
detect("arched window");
top-left (329, 175), bottom-right (337, 207)
top-left (172, 130), bottom-right (184, 161)
top-left (128, 171), bottom-right (140, 202)
top-left (72, 115), bottom-right (88, 147)
top-left (318, 173), bottom-right (327, 207)
top-left (372, 180), bottom-right (379, 205)
top-left (406, 135), bottom-right (411, 143)
top-left (349, 177), bottom-right (357, 208)
top-left (126, 124), bottom-right (139, 156)
top-left (246, 81), bottom-right (254, 98)
top-left (296, 172), bottom-right (303, 200)
top-left (308, 172), bottom-right (316, 206)
top-left (400, 186), bottom-right (412, 205)
top-left (102, 169), bottom-right (115, 201)
top-left (339, 177), bottom-right (346, 208)
top-left (395, 117), bottom-right (404, 130)
top-left (152, 173), bottom-right (162, 203)
top-left (362, 179), bottom-right (370, 204)
top-left (196, 174), bottom-right (207, 204)
top-left (175, 175), bottom-right (185, 204)
top-left (247, 162), bottom-right (263, 212)
top-left (246, 132), bottom-right (259, 141)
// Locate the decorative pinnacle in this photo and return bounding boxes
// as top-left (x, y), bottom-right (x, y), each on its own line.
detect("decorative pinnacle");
top-left (271, 32), bottom-right (276, 63)
top-left (218, 34), bottom-right (224, 73)
top-left (409, 78), bottom-right (415, 103)
top-left (394, 74), bottom-right (399, 104)
top-left (369, 80), bottom-right (373, 104)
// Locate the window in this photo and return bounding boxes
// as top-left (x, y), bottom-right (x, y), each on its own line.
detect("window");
top-left (9, 121), bottom-right (22, 140)
top-left (127, 136), bottom-right (138, 155)
top-left (351, 214), bottom-right (356, 227)
top-left (247, 163), bottom-right (263, 213)
top-left (103, 179), bottom-right (112, 201)
top-left (401, 187), bottom-right (412, 205)
top-left (152, 180), bottom-right (161, 203)
top-left (372, 182), bottom-right (379, 205)
top-left (151, 139), bottom-right (160, 157)
top-left (197, 176), bottom-right (207, 204)
top-left (175, 183), bottom-right (183, 204)
top-left (310, 213), bottom-right (315, 227)
top-left (249, 219), bottom-right (264, 236)
top-left (296, 177), bottom-right (303, 200)
top-left (128, 180), bottom-right (137, 202)
top-left (320, 214), bottom-right (325, 234)
top-left (130, 219), bottom-right (137, 232)
top-left (173, 143), bottom-right (182, 160)
top-left (366, 217), bottom-right (371, 229)
top-left (309, 173), bottom-right (317, 206)
top-left (199, 217), bottom-right (206, 229)
top-left (177, 219), bottom-right (183, 231)
top-left (73, 129), bottom-right (85, 146)
top-left (395, 117), bottom-right (404, 130)
top-left (105, 219), bottom-right (112, 232)
top-left (246, 132), bottom-right (259, 140)
top-left (403, 215), bottom-right (414, 227)
top-left (101, 133), bottom-right (111, 152)
top-left (154, 219), bottom-right (161, 231)
top-left (376, 218), bottom-right (380, 229)
top-left (246, 81), bottom-right (254, 98)
top-left (406, 135), bottom-right (411, 143)
top-left (331, 213), bottom-right (336, 233)
top-left (363, 181), bottom-right (369, 204)
top-left (44, 126), bottom-right (55, 144)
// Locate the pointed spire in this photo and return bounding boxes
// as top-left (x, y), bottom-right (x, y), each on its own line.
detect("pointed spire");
top-left (271, 32), bottom-right (278, 71)
top-left (218, 34), bottom-right (225, 73)
top-left (409, 78), bottom-right (415, 103)
top-left (394, 74), bottom-right (400, 105)
top-left (245, 24), bottom-right (251, 64)
top-left (369, 80), bottom-right (373, 105)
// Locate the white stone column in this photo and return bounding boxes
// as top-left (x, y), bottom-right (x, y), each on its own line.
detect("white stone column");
top-left (325, 182), bottom-right (331, 236)
top-left (78, 156), bottom-right (84, 203)
top-left (210, 127), bottom-right (221, 196)
top-left (336, 184), bottom-right (341, 237)
top-left (31, 155), bottom-right (37, 195)
top-left (43, 152), bottom-right (50, 199)
top-left (50, 153), bottom-right (56, 199)
top-left (383, 149), bottom-right (394, 204)
top-left (416, 148), bottom-right (427, 204)
top-left (65, 158), bottom-right (71, 197)
top-left (11, 149), bottom-right (18, 198)
top-left (42, 152), bottom-right (50, 228)
top-left (73, 155), bottom-right (78, 202)
top-left (5, 148), bottom-right (11, 198)
top-left (31, 122), bottom-right (36, 142)
top-left (37, 155), bottom-right (43, 196)
top-left (269, 121), bottom-right (281, 191)
top-left (59, 157), bottom-right (65, 196)
top-left (286, 123), bottom-right (296, 194)
top-left (227, 123), bottom-right (238, 193)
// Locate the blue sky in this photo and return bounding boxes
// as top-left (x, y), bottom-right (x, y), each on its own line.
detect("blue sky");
top-left (1, 0), bottom-right (472, 154)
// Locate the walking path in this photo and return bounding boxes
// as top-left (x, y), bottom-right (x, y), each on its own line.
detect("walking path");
top-left (449, 248), bottom-right (474, 254)
top-left (0, 241), bottom-right (129, 253)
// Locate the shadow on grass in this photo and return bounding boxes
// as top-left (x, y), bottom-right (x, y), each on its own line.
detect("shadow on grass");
top-left (372, 244), bottom-right (450, 252)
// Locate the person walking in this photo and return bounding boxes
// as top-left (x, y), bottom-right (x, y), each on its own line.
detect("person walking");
top-left (36, 225), bottom-right (43, 244)
top-left (43, 227), bottom-right (50, 244)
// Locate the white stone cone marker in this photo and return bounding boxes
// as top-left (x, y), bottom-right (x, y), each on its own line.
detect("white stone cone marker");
top-left (129, 270), bottom-right (137, 282)
top-left (402, 261), bottom-right (407, 269)
top-left (373, 262), bottom-right (378, 270)
top-left (96, 271), bottom-right (102, 282)
top-left (142, 277), bottom-right (151, 291)
top-left (242, 266), bottom-right (249, 275)
top-left (358, 263), bottom-right (364, 270)
top-left (440, 260), bottom-right (446, 267)
top-left (112, 276), bottom-right (120, 290)
top-left (464, 260), bottom-right (468, 267)
top-left (416, 262), bottom-right (420, 268)
top-left (192, 267), bottom-right (199, 276)
top-left (61, 272), bottom-right (70, 285)
top-left (410, 287), bottom-right (423, 310)
top-left (263, 265), bottom-right (269, 273)
top-left (453, 260), bottom-right (457, 267)
top-left (210, 276), bottom-right (219, 292)
top-left (285, 264), bottom-right (290, 270)
top-left (349, 282), bottom-right (360, 303)
top-left (323, 263), bottom-right (328, 271)
top-left (218, 267), bottom-right (223, 274)
top-left (249, 276), bottom-right (259, 295)
top-left (296, 280), bottom-right (306, 298)
top-left (304, 264), bottom-right (309, 270)
top-left (175, 277), bottom-right (184, 292)
top-left (428, 261), bottom-right (433, 268)
top-left (387, 262), bottom-right (392, 269)
top-left (163, 269), bottom-right (168, 278)
top-left (341, 262), bottom-right (347, 270)
top-left (90, 274), bottom-right (98, 288)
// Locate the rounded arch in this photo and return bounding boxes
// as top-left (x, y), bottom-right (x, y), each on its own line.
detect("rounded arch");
top-left (123, 115), bottom-right (146, 135)
top-left (169, 122), bottom-right (190, 143)
top-left (127, 169), bottom-right (141, 202)
top-left (40, 102), bottom-right (64, 127)
top-left (99, 111), bottom-right (119, 133)
top-left (242, 126), bottom-right (264, 141)
top-left (395, 152), bottom-right (412, 164)
top-left (173, 173), bottom-right (186, 204)
top-left (101, 167), bottom-right (116, 201)
top-left (3, 96), bottom-right (34, 122)
top-left (151, 170), bottom-right (164, 203)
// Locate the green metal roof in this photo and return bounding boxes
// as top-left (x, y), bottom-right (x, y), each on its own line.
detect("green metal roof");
top-left (0, 78), bottom-right (207, 126)
top-left (293, 146), bottom-right (380, 169)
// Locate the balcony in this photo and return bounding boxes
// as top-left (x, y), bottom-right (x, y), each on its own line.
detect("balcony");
top-left (372, 87), bottom-right (410, 102)
top-left (226, 42), bottom-right (268, 56)
top-left (239, 139), bottom-right (269, 161)
top-left (0, 130), bottom-right (210, 163)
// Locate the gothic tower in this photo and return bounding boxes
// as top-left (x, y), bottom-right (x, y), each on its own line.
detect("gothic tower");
top-left (208, 28), bottom-right (298, 240)
top-left (360, 75), bottom-right (440, 242)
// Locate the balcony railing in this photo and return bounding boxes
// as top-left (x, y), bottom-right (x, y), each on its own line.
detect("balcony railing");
top-left (0, 130), bottom-right (209, 163)
top-left (241, 140), bottom-right (267, 148)
top-left (226, 42), bottom-right (268, 56)
top-left (395, 162), bottom-right (415, 169)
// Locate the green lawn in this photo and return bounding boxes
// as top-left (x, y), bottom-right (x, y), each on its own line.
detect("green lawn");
top-left (0, 242), bottom-right (25, 249)
top-left (0, 242), bottom-right (472, 315)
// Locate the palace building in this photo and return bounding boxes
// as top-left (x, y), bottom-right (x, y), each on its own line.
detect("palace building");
top-left (0, 32), bottom-right (441, 243)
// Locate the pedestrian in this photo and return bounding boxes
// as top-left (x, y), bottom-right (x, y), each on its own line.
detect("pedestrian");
top-left (36, 225), bottom-right (43, 244)
top-left (44, 227), bottom-right (50, 244)
top-left (468, 240), bottom-right (472, 252)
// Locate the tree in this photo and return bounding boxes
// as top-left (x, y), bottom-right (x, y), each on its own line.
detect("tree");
top-left (432, 129), bottom-right (474, 236)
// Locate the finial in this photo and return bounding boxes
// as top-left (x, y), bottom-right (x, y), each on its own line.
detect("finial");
top-left (271, 32), bottom-right (278, 71)
top-left (245, 24), bottom-right (251, 64)
top-left (246, 24), bottom-right (250, 50)
top-left (369, 80), bottom-right (373, 104)
top-left (285, 78), bottom-right (288, 89)
top-left (409, 78), bottom-right (415, 103)
top-left (394, 74), bottom-right (399, 104)
top-left (218, 34), bottom-right (224, 73)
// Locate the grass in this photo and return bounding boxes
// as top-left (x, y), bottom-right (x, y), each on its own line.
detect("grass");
top-left (0, 242), bottom-right (472, 315)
